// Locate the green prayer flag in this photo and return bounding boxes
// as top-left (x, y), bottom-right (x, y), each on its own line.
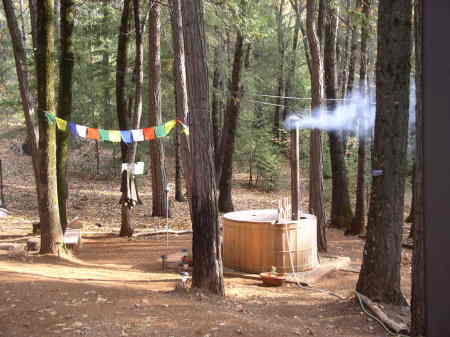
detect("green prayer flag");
top-left (99, 129), bottom-right (110, 141)
top-left (155, 125), bottom-right (167, 138)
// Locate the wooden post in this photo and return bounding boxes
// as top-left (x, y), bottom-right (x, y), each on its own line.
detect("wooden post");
top-left (290, 128), bottom-right (300, 220)
top-left (0, 159), bottom-right (5, 208)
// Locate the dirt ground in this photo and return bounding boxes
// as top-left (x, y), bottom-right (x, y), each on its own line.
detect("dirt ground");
top-left (0, 127), bottom-right (413, 337)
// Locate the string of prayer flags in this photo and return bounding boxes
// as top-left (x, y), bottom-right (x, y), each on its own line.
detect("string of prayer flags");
top-left (121, 130), bottom-right (132, 144)
top-left (45, 112), bottom-right (189, 143)
top-left (131, 129), bottom-right (144, 142)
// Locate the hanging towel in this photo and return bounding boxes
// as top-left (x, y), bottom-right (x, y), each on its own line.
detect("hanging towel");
top-left (131, 129), bottom-right (145, 142)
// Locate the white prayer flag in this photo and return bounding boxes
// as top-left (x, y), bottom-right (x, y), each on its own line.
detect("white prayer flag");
top-left (131, 129), bottom-right (145, 142)
top-left (76, 125), bottom-right (88, 138)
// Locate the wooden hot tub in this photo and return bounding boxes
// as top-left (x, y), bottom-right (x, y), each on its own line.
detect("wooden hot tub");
top-left (223, 209), bottom-right (318, 274)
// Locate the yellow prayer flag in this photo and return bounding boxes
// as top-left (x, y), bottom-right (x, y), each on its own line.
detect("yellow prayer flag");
top-left (109, 130), bottom-right (122, 142)
top-left (56, 117), bottom-right (68, 131)
top-left (164, 120), bottom-right (177, 134)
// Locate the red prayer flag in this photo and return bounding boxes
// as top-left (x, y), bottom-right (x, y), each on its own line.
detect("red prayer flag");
top-left (143, 127), bottom-right (156, 140)
top-left (87, 128), bottom-right (100, 140)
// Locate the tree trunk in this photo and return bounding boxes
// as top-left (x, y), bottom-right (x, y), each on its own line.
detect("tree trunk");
top-left (284, 0), bottom-right (302, 119)
top-left (181, 0), bottom-right (224, 295)
top-left (346, 0), bottom-right (361, 96)
top-left (116, 0), bottom-right (133, 237)
top-left (410, 0), bottom-right (425, 334)
top-left (306, 0), bottom-right (327, 253)
top-left (356, 0), bottom-right (412, 305)
top-left (28, 0), bottom-right (38, 57)
top-left (211, 42), bottom-right (224, 153)
top-left (170, 0), bottom-right (192, 203)
top-left (406, 162), bottom-right (416, 225)
top-left (323, 0), bottom-right (353, 230)
top-left (2, 0), bottom-right (41, 205)
top-left (101, 2), bottom-right (113, 130)
top-left (217, 30), bottom-right (245, 213)
top-left (56, 0), bottom-right (75, 230)
top-left (350, 0), bottom-right (371, 235)
top-left (149, 2), bottom-right (169, 217)
top-left (273, 0), bottom-right (286, 140)
top-left (36, 0), bottom-right (63, 254)
top-left (338, 0), bottom-right (351, 98)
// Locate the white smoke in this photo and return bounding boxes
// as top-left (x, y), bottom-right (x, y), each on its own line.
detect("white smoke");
top-left (284, 82), bottom-right (416, 137)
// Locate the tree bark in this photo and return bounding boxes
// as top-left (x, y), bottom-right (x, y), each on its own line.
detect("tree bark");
top-left (356, 0), bottom-right (412, 305)
top-left (410, 0), bottom-right (425, 334)
top-left (149, 2), bottom-right (169, 217)
top-left (36, 0), bottom-right (63, 254)
top-left (56, 0), bottom-right (75, 230)
top-left (2, 0), bottom-right (41, 205)
top-left (116, 0), bottom-right (133, 237)
top-left (306, 0), bottom-right (327, 253)
top-left (217, 30), bottom-right (244, 213)
top-left (169, 0), bottom-right (192, 203)
top-left (346, 0), bottom-right (361, 95)
top-left (273, 0), bottom-right (286, 140)
top-left (211, 42), bottom-right (224, 154)
top-left (181, 0), bottom-right (224, 295)
top-left (284, 0), bottom-right (302, 119)
top-left (350, 0), bottom-right (371, 235)
top-left (323, 0), bottom-right (353, 230)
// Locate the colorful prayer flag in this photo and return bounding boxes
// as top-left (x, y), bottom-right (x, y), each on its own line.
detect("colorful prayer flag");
top-left (56, 117), bottom-right (68, 131)
top-left (121, 130), bottom-right (132, 144)
top-left (155, 125), bottom-right (167, 138)
top-left (69, 122), bottom-right (77, 136)
top-left (76, 125), bottom-right (88, 138)
top-left (46, 112), bottom-right (56, 124)
top-left (99, 129), bottom-right (110, 141)
top-left (87, 128), bottom-right (100, 140)
top-left (143, 127), bottom-right (156, 140)
top-left (131, 129), bottom-right (144, 142)
top-left (109, 130), bottom-right (121, 142)
top-left (164, 120), bottom-right (177, 134)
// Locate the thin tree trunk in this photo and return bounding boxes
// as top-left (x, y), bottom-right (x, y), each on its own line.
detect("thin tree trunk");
top-left (350, 0), bottom-right (371, 235)
top-left (338, 0), bottom-right (351, 98)
top-left (56, 0), bottom-right (75, 230)
top-left (149, 2), bottom-right (169, 217)
top-left (169, 0), bottom-right (192, 202)
top-left (2, 0), bottom-right (41, 204)
top-left (346, 0), bottom-right (361, 95)
top-left (101, 2), bottom-right (113, 130)
top-left (284, 0), bottom-right (302, 119)
top-left (324, 0), bottom-right (353, 230)
top-left (410, 0), bottom-right (425, 334)
top-left (28, 0), bottom-right (38, 57)
top-left (36, 0), bottom-right (63, 255)
top-left (211, 43), bottom-right (224, 153)
top-left (217, 30), bottom-right (245, 213)
top-left (306, 0), bottom-right (327, 253)
top-left (116, 0), bottom-right (133, 237)
top-left (356, 0), bottom-right (412, 305)
top-left (181, 0), bottom-right (224, 295)
top-left (273, 0), bottom-right (286, 140)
